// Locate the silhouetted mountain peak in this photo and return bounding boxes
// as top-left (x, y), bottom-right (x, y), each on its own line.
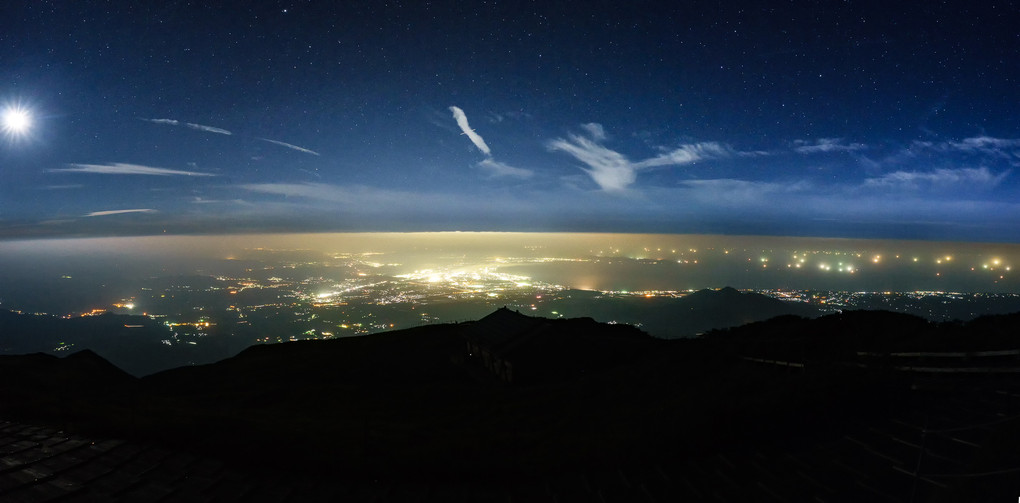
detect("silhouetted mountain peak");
top-left (651, 287), bottom-right (818, 337)
top-left (463, 308), bottom-right (659, 384)
top-left (685, 286), bottom-right (765, 303)
top-left (65, 348), bottom-right (103, 360)
top-left (63, 349), bottom-right (136, 381)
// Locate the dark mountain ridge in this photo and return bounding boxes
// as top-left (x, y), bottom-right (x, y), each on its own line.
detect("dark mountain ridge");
top-left (1, 308), bottom-right (1020, 500)
top-left (0, 286), bottom-right (817, 376)
top-left (664, 286), bottom-right (819, 334)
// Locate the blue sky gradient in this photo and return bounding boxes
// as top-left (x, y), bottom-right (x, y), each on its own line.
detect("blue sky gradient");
top-left (1, 1), bottom-right (1017, 241)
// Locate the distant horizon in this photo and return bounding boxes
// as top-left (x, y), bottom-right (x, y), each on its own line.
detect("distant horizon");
top-left (1, 232), bottom-right (1017, 317)
top-left (3, 210), bottom-right (1020, 244)
top-left (6, 228), bottom-right (1020, 248)
top-left (5, 229), bottom-right (1020, 250)
top-left (4, 229), bottom-right (1020, 248)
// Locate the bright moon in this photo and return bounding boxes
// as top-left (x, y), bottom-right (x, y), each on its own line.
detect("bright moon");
top-left (2, 107), bottom-right (32, 138)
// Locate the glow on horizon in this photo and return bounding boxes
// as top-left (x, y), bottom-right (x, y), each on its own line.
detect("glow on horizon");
top-left (2, 232), bottom-right (1020, 261)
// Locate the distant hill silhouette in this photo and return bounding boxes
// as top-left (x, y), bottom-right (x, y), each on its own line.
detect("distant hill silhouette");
top-left (1, 308), bottom-right (1020, 500)
top-left (0, 310), bottom-right (241, 375)
top-left (537, 286), bottom-right (821, 338)
top-left (661, 286), bottom-right (819, 335)
top-left (0, 288), bottom-right (816, 375)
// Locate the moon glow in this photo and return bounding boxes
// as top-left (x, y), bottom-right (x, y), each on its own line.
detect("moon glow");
top-left (2, 106), bottom-right (32, 139)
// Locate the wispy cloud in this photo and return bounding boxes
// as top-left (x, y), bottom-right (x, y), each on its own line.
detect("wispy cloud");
top-left (910, 136), bottom-right (1020, 162)
top-left (580, 122), bottom-right (607, 141)
top-left (191, 196), bottom-right (246, 205)
top-left (672, 178), bottom-right (813, 207)
top-left (860, 136), bottom-right (1020, 174)
top-left (449, 106), bottom-right (491, 155)
top-left (679, 178), bottom-right (808, 193)
top-left (54, 163), bottom-right (216, 176)
top-left (947, 136), bottom-right (1020, 152)
top-left (259, 138), bottom-right (321, 156)
top-left (241, 182), bottom-right (497, 214)
top-left (477, 158), bottom-right (533, 179)
top-left (448, 105), bottom-right (531, 178)
top-left (141, 118), bottom-right (232, 135)
top-left (863, 167), bottom-right (1009, 190)
top-left (547, 124), bottom-right (727, 192)
top-left (143, 117), bottom-right (320, 156)
top-left (793, 138), bottom-right (865, 154)
top-left (636, 143), bottom-right (731, 168)
top-left (547, 133), bottom-right (635, 192)
top-left (243, 182), bottom-right (405, 204)
top-left (231, 182), bottom-right (607, 231)
top-left (84, 209), bottom-right (157, 217)
top-left (186, 123), bottom-right (231, 135)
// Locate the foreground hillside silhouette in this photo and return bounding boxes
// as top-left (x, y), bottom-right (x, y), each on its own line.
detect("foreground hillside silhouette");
top-left (0, 286), bottom-right (822, 376)
top-left (2, 306), bottom-right (1020, 501)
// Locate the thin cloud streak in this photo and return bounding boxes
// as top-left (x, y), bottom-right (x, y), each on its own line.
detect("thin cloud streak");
top-left (245, 182), bottom-right (397, 204)
top-left (185, 123), bottom-right (232, 135)
top-left (636, 143), bottom-right (731, 168)
top-left (794, 138), bottom-right (865, 154)
top-left (910, 136), bottom-right (1020, 162)
top-left (864, 167), bottom-right (1009, 190)
top-left (238, 183), bottom-right (532, 218)
top-left (678, 178), bottom-right (809, 193)
top-left (191, 197), bottom-right (250, 205)
top-left (449, 106), bottom-right (491, 155)
top-left (241, 182), bottom-right (447, 206)
top-left (84, 209), bottom-right (157, 217)
top-left (477, 158), bottom-right (533, 179)
top-left (669, 178), bottom-right (813, 208)
top-left (141, 118), bottom-right (232, 135)
top-left (259, 138), bottom-right (321, 156)
top-left (54, 163), bottom-right (216, 176)
top-left (947, 136), bottom-right (1020, 153)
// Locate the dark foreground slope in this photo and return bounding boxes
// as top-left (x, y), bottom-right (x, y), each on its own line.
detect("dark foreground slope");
top-left (1, 309), bottom-right (1020, 501)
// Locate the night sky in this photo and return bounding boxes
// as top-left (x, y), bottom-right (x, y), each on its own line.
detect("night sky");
top-left (1, 1), bottom-right (1018, 241)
